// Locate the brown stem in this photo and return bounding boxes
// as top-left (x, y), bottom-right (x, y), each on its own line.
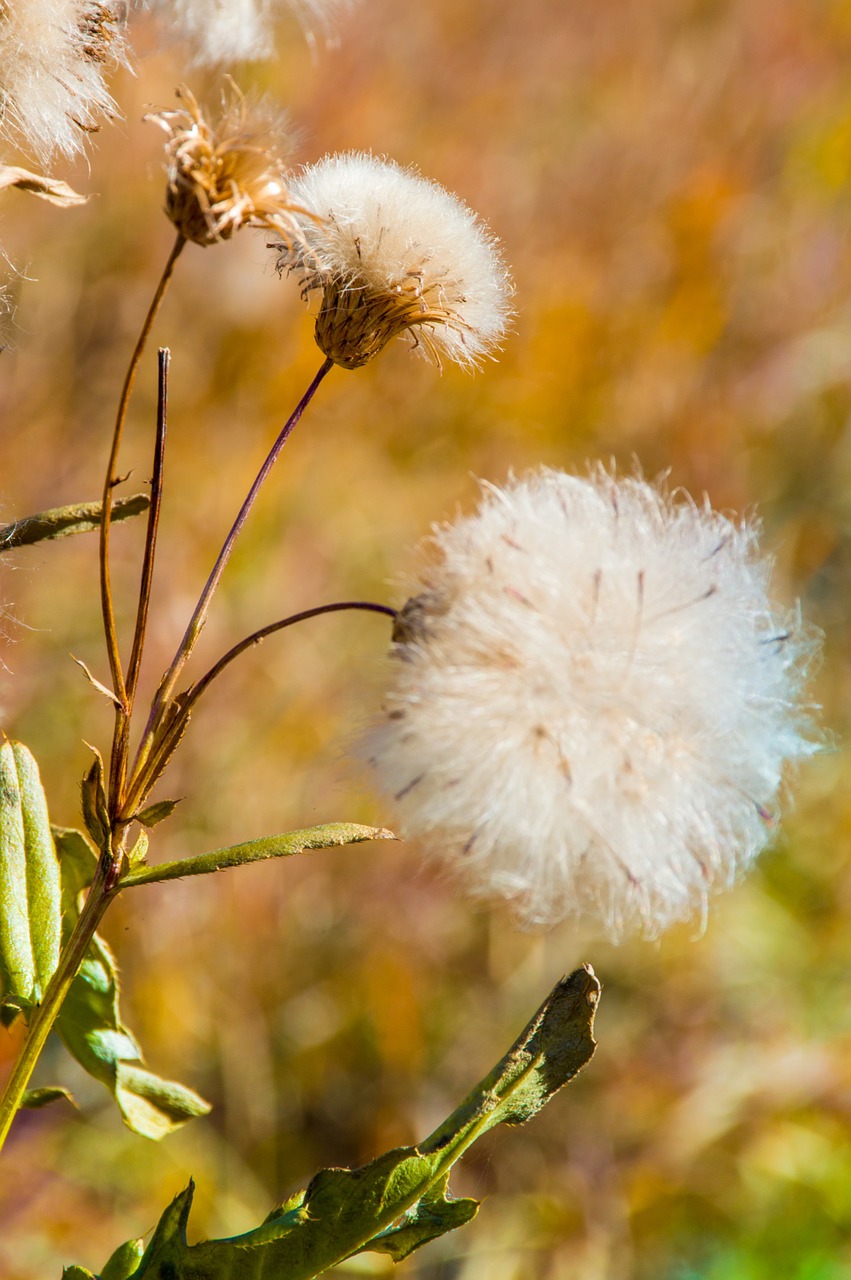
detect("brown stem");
top-left (100, 234), bottom-right (185, 722)
top-left (120, 601), bottom-right (395, 816)
top-left (124, 356), bottom-right (334, 810)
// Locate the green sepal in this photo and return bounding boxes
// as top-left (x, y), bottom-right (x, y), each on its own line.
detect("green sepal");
top-left (52, 828), bottom-right (212, 1140)
top-left (126, 829), bottom-right (149, 869)
top-left (80, 750), bottom-right (110, 851)
top-left (87, 967), bottom-right (600, 1278)
top-left (118, 823), bottom-right (396, 890)
top-left (0, 494), bottom-right (149, 552)
top-left (134, 799), bottom-right (181, 829)
top-left (21, 1085), bottom-right (75, 1110)
top-left (0, 740), bottom-right (62, 1006)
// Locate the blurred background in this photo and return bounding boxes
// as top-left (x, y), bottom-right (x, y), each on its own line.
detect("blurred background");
top-left (1, 0), bottom-right (850, 1276)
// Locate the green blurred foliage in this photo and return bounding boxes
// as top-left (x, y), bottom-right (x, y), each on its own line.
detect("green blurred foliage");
top-left (1, 0), bottom-right (850, 1277)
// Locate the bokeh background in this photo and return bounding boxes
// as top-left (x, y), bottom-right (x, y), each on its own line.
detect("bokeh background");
top-left (1, 1), bottom-right (851, 1276)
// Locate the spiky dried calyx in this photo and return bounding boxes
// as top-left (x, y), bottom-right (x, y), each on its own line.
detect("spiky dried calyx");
top-left (148, 83), bottom-right (301, 248)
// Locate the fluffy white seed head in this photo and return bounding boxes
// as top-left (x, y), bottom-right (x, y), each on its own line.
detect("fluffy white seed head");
top-left (0, 1), bottom-right (126, 162)
top-left (278, 152), bottom-right (513, 370)
top-left (149, 0), bottom-right (352, 66)
top-left (367, 468), bottom-right (821, 940)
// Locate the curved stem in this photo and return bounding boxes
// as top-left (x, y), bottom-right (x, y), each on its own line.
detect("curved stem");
top-left (186, 601), bottom-right (396, 713)
top-left (125, 356), bottom-right (334, 804)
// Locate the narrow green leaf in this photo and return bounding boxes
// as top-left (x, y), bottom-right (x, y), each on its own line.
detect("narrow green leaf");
top-left (98, 967), bottom-right (600, 1279)
top-left (11, 742), bottom-right (62, 998)
top-left (0, 494), bottom-right (150, 552)
top-left (53, 834), bottom-right (212, 1140)
top-left (80, 750), bottom-right (110, 851)
top-left (21, 1085), bottom-right (76, 1110)
top-left (0, 740), bottom-right (61, 1005)
top-left (118, 823), bottom-right (397, 890)
top-left (134, 799), bottom-right (182, 829)
top-left (62, 1268), bottom-right (97, 1280)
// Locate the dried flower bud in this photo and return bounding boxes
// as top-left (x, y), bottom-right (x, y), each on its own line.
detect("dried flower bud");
top-left (277, 152), bottom-right (513, 370)
top-left (147, 83), bottom-right (300, 248)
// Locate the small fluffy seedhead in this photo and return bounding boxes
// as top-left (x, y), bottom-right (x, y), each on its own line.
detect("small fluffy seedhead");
top-left (148, 0), bottom-right (352, 66)
top-left (148, 83), bottom-right (300, 247)
top-left (277, 151), bottom-right (513, 370)
top-left (367, 468), bottom-right (821, 940)
top-left (0, 1), bottom-right (127, 161)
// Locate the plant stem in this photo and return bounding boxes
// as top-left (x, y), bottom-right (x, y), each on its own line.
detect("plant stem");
top-left (182, 601), bottom-right (396, 716)
top-left (0, 847), bottom-right (120, 1153)
top-left (123, 356), bottom-right (334, 817)
top-left (101, 236), bottom-right (184, 814)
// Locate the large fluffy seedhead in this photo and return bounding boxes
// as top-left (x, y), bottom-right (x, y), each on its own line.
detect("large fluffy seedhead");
top-left (368, 468), bottom-right (821, 940)
top-left (277, 152), bottom-right (513, 370)
top-left (147, 83), bottom-right (300, 247)
top-left (0, 1), bottom-right (126, 162)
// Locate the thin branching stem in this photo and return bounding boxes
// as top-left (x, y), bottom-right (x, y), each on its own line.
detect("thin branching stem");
top-left (185, 601), bottom-right (397, 714)
top-left (109, 350), bottom-right (171, 805)
top-left (121, 602), bottom-right (396, 805)
top-left (99, 234), bottom-right (185, 720)
top-left (123, 356), bottom-right (335, 815)
top-left (127, 349), bottom-right (170, 703)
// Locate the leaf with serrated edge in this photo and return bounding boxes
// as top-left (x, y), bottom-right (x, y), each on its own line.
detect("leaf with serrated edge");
top-left (363, 1174), bottom-right (478, 1262)
top-left (119, 823), bottom-right (397, 889)
top-left (53, 832), bottom-right (211, 1140)
top-left (0, 741), bottom-right (61, 1005)
top-left (134, 799), bottom-right (181, 829)
top-left (97, 967), bottom-right (599, 1278)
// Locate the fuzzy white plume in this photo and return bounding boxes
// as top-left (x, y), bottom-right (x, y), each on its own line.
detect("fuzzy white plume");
top-left (148, 0), bottom-right (351, 65)
top-left (367, 468), bottom-right (821, 940)
top-left (0, 2), bottom-right (126, 162)
top-left (282, 151), bottom-right (513, 370)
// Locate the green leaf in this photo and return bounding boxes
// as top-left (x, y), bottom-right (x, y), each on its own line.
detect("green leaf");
top-left (118, 823), bottom-right (397, 890)
top-left (0, 740), bottom-right (62, 1006)
top-left (362, 1173), bottom-right (478, 1262)
top-left (101, 1239), bottom-right (146, 1280)
top-left (126, 829), bottom-right (149, 869)
top-left (53, 831), bottom-right (212, 1140)
top-left (134, 799), bottom-right (182, 829)
top-left (80, 749), bottom-right (110, 851)
top-left (0, 494), bottom-right (149, 552)
top-left (92, 966), bottom-right (600, 1279)
top-left (21, 1085), bottom-right (76, 1110)
top-left (52, 826), bottom-right (98, 926)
